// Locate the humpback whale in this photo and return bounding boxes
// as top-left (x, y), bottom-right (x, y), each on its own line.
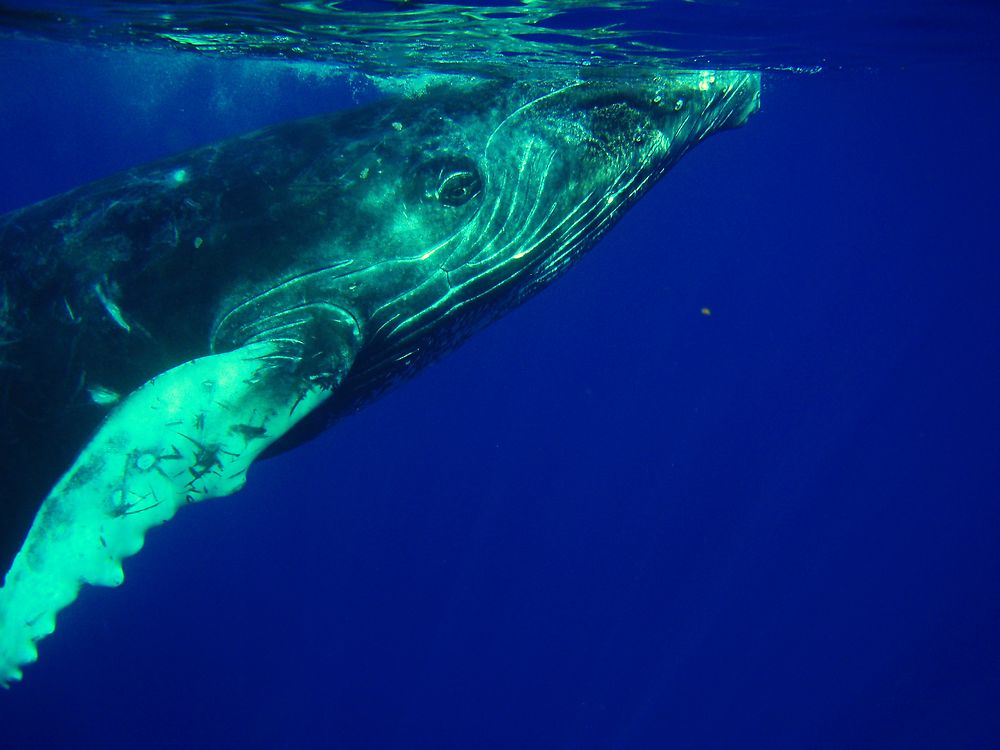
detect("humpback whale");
top-left (0, 70), bottom-right (759, 684)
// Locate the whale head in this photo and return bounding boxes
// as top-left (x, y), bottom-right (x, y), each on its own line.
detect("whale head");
top-left (322, 70), bottom-right (761, 401)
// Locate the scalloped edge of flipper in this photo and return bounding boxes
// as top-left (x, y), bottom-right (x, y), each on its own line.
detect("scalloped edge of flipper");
top-left (0, 342), bottom-right (330, 686)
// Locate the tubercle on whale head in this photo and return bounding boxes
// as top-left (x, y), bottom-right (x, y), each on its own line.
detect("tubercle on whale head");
top-left (654, 69), bottom-right (762, 134)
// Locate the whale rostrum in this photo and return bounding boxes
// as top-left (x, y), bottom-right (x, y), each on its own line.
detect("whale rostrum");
top-left (0, 70), bottom-right (760, 684)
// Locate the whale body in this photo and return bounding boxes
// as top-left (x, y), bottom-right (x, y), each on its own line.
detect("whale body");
top-left (0, 70), bottom-right (759, 684)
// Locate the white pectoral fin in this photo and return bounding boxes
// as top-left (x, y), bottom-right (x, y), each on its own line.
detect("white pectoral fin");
top-left (0, 327), bottom-right (356, 685)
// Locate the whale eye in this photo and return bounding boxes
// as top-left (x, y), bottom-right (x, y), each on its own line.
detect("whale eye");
top-left (411, 155), bottom-right (483, 209)
top-left (437, 168), bottom-right (482, 207)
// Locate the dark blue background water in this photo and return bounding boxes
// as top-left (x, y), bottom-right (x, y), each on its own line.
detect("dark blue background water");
top-left (1, 37), bottom-right (998, 749)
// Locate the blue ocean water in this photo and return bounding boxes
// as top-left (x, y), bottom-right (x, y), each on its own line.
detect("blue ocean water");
top-left (1, 3), bottom-right (999, 749)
